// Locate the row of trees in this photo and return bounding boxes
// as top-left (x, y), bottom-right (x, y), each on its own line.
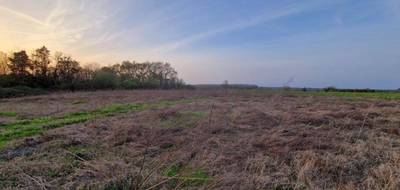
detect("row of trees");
top-left (0, 46), bottom-right (186, 90)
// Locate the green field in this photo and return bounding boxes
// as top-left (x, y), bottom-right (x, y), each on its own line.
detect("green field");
top-left (312, 91), bottom-right (400, 100)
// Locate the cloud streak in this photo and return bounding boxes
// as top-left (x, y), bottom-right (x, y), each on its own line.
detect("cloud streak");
top-left (0, 0), bottom-right (399, 88)
top-left (150, 1), bottom-right (337, 53)
top-left (0, 5), bottom-right (47, 26)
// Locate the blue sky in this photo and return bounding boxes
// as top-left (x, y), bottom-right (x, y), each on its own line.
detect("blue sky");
top-left (0, 0), bottom-right (399, 89)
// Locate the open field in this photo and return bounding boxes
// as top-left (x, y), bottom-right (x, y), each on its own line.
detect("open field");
top-left (1, 90), bottom-right (400, 189)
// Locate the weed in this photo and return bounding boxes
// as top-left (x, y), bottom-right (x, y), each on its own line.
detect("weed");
top-left (166, 164), bottom-right (182, 177)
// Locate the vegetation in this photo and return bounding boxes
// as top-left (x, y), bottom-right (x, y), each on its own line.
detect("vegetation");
top-left (1, 90), bottom-right (400, 189)
top-left (314, 91), bottom-right (400, 100)
top-left (0, 98), bottom-right (196, 150)
top-left (0, 46), bottom-right (187, 97)
top-left (323, 86), bottom-right (377, 93)
top-left (287, 91), bottom-right (400, 100)
top-left (165, 164), bottom-right (211, 187)
top-left (0, 86), bottom-right (48, 99)
top-left (0, 112), bottom-right (17, 117)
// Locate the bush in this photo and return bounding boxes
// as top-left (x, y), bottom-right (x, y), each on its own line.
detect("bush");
top-left (0, 75), bottom-right (13, 87)
top-left (324, 86), bottom-right (337, 92)
top-left (120, 80), bottom-right (138, 89)
top-left (91, 70), bottom-right (118, 89)
top-left (141, 79), bottom-right (160, 89)
top-left (0, 86), bottom-right (47, 99)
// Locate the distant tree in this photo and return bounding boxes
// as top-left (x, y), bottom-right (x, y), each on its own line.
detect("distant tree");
top-left (0, 51), bottom-right (9, 75)
top-left (120, 79), bottom-right (138, 89)
top-left (160, 62), bottom-right (178, 88)
top-left (222, 80), bottom-right (229, 89)
top-left (110, 63), bottom-right (121, 75)
top-left (324, 86), bottom-right (337, 92)
top-left (9, 50), bottom-right (32, 76)
top-left (8, 50), bottom-right (33, 85)
top-left (31, 46), bottom-right (51, 86)
top-left (119, 61), bottom-right (137, 81)
top-left (149, 62), bottom-right (178, 88)
top-left (1, 46), bottom-right (187, 91)
top-left (91, 67), bottom-right (118, 89)
top-left (81, 63), bottom-right (100, 81)
top-left (136, 63), bottom-right (150, 84)
top-left (283, 85), bottom-right (291, 91)
top-left (54, 52), bottom-right (81, 89)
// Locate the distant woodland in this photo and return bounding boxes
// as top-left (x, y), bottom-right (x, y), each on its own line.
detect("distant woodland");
top-left (0, 46), bottom-right (186, 92)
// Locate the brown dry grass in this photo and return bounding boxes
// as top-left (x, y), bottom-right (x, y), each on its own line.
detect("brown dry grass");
top-left (1, 90), bottom-right (400, 189)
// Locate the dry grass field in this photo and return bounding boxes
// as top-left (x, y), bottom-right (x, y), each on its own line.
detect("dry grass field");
top-left (1, 90), bottom-right (400, 189)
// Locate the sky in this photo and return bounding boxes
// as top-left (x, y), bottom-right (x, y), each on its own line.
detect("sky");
top-left (0, 0), bottom-right (399, 89)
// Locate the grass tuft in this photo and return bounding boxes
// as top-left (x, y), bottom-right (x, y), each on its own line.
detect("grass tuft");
top-left (165, 164), bottom-right (211, 187)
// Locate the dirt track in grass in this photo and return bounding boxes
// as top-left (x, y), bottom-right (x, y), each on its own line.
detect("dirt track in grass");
top-left (1, 90), bottom-right (400, 189)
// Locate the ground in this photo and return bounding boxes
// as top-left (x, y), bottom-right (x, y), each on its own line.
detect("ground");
top-left (0, 90), bottom-right (400, 190)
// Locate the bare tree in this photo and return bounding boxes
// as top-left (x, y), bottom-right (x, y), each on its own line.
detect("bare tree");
top-left (54, 52), bottom-right (81, 85)
top-left (81, 62), bottom-right (100, 80)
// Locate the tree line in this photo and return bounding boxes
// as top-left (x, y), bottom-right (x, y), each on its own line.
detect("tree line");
top-left (0, 46), bottom-right (186, 90)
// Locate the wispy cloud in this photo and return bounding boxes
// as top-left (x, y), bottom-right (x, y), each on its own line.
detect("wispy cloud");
top-left (0, 5), bottom-right (47, 27)
top-left (0, 0), bottom-right (113, 55)
top-left (149, 1), bottom-right (337, 53)
top-left (0, 0), bottom-right (399, 88)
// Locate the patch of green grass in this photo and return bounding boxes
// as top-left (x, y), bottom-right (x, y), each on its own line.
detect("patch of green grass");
top-left (0, 99), bottom-right (196, 150)
top-left (68, 146), bottom-right (89, 155)
top-left (244, 89), bottom-right (400, 100)
top-left (287, 90), bottom-right (400, 100)
top-left (161, 111), bottom-right (205, 128)
top-left (0, 104), bottom-right (143, 150)
top-left (166, 164), bottom-right (183, 177)
top-left (188, 169), bottom-right (210, 186)
top-left (315, 91), bottom-right (400, 100)
top-left (46, 169), bottom-right (61, 178)
top-left (165, 164), bottom-right (211, 187)
top-left (0, 112), bottom-right (17, 117)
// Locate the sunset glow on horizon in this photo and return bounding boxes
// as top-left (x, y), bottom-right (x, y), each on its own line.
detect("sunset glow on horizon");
top-left (1, 0), bottom-right (400, 89)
